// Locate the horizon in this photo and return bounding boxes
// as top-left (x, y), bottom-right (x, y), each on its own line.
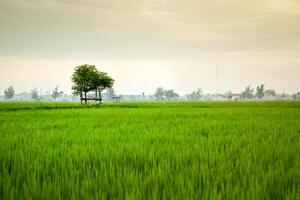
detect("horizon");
top-left (0, 82), bottom-right (298, 97)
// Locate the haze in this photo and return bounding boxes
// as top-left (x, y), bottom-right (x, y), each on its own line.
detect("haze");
top-left (0, 0), bottom-right (299, 95)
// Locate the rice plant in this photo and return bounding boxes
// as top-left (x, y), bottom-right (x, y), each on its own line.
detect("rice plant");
top-left (0, 102), bottom-right (299, 199)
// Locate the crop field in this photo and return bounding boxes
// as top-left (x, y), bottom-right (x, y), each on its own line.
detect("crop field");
top-left (0, 101), bottom-right (300, 199)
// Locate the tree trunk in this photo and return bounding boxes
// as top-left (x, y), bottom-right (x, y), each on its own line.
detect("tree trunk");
top-left (95, 88), bottom-right (97, 103)
top-left (80, 92), bottom-right (83, 105)
top-left (99, 89), bottom-right (102, 104)
top-left (84, 91), bottom-right (87, 104)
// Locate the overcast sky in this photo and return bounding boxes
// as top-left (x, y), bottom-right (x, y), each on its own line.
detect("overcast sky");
top-left (0, 0), bottom-right (299, 95)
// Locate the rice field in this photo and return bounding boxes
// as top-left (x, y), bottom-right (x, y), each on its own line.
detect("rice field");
top-left (0, 102), bottom-right (300, 199)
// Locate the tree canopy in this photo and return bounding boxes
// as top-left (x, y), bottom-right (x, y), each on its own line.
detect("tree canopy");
top-left (72, 64), bottom-right (98, 95)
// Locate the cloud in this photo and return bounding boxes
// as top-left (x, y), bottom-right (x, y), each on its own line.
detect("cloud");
top-left (0, 0), bottom-right (299, 59)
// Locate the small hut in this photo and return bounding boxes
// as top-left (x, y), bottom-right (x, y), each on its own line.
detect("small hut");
top-left (229, 93), bottom-right (241, 101)
top-left (112, 96), bottom-right (121, 102)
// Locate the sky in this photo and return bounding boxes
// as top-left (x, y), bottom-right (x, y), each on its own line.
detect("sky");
top-left (0, 0), bottom-right (299, 95)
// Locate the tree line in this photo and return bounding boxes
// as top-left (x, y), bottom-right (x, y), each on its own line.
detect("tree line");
top-left (3, 64), bottom-right (300, 102)
top-left (241, 84), bottom-right (276, 99)
top-left (3, 84), bottom-right (300, 102)
top-left (3, 86), bottom-right (64, 101)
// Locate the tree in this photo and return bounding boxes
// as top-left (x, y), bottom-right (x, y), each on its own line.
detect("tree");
top-left (154, 87), bottom-right (179, 101)
top-left (241, 86), bottom-right (254, 99)
top-left (154, 87), bottom-right (165, 101)
top-left (186, 88), bottom-right (202, 101)
top-left (31, 87), bottom-right (39, 100)
top-left (4, 86), bottom-right (15, 100)
top-left (72, 64), bottom-right (98, 104)
top-left (71, 64), bottom-right (114, 104)
top-left (52, 86), bottom-right (60, 100)
top-left (93, 71), bottom-right (114, 103)
top-left (292, 92), bottom-right (300, 100)
top-left (265, 89), bottom-right (276, 97)
top-left (256, 84), bottom-right (265, 99)
top-left (164, 89), bottom-right (179, 100)
top-left (106, 88), bottom-right (116, 98)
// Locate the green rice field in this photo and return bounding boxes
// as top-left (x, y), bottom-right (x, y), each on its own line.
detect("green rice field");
top-left (0, 102), bottom-right (300, 199)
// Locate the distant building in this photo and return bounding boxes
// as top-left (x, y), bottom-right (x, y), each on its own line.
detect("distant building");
top-left (229, 93), bottom-right (241, 101)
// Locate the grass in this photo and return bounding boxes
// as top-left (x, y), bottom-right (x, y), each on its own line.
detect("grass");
top-left (0, 101), bottom-right (300, 199)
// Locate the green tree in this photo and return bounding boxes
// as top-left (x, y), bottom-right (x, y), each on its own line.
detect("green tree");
top-left (72, 64), bottom-right (114, 104)
top-left (72, 64), bottom-right (98, 104)
top-left (94, 72), bottom-right (114, 103)
top-left (241, 86), bottom-right (254, 99)
top-left (4, 86), bottom-right (15, 100)
top-left (256, 84), bottom-right (265, 99)
top-left (52, 86), bottom-right (60, 100)
top-left (31, 87), bottom-right (39, 100)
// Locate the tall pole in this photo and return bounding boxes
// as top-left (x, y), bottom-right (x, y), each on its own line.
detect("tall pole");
top-left (216, 65), bottom-right (218, 100)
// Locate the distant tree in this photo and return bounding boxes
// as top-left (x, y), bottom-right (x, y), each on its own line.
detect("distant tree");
top-left (106, 88), bottom-right (116, 98)
top-left (241, 86), bottom-right (254, 99)
top-left (52, 86), bottom-right (60, 100)
top-left (256, 84), bottom-right (265, 99)
top-left (4, 86), bottom-right (15, 100)
top-left (186, 88), bottom-right (202, 100)
top-left (31, 87), bottom-right (39, 100)
top-left (292, 92), bottom-right (300, 100)
top-left (164, 89), bottom-right (179, 100)
top-left (154, 87), bottom-right (179, 101)
top-left (280, 93), bottom-right (289, 99)
top-left (154, 87), bottom-right (165, 101)
top-left (265, 89), bottom-right (276, 97)
top-left (72, 64), bottom-right (114, 104)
